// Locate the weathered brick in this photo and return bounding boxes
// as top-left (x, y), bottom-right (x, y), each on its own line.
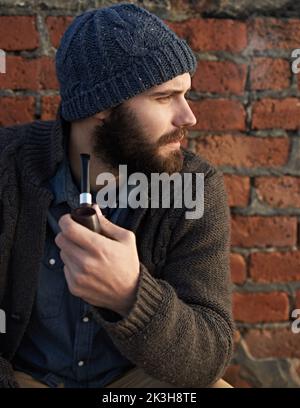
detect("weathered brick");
top-left (195, 135), bottom-right (289, 168)
top-left (0, 96), bottom-right (35, 126)
top-left (250, 58), bottom-right (291, 90)
top-left (255, 176), bottom-right (300, 208)
top-left (192, 61), bottom-right (247, 94)
top-left (224, 365), bottom-right (252, 388)
top-left (248, 18), bottom-right (300, 50)
top-left (244, 328), bottom-right (300, 358)
top-left (41, 95), bottom-right (61, 120)
top-left (223, 174), bottom-right (250, 207)
top-left (231, 216), bottom-right (297, 247)
top-left (0, 56), bottom-right (39, 89)
top-left (0, 56), bottom-right (58, 90)
top-left (46, 16), bottom-right (73, 48)
top-left (252, 98), bottom-right (300, 130)
top-left (233, 329), bottom-right (241, 347)
top-left (230, 253), bottom-right (247, 285)
top-left (39, 57), bottom-right (59, 89)
top-left (250, 251), bottom-right (300, 283)
top-left (233, 292), bottom-right (289, 323)
top-left (296, 290), bottom-right (300, 309)
top-left (167, 18), bottom-right (247, 52)
top-left (190, 100), bottom-right (245, 131)
top-left (0, 16), bottom-right (39, 51)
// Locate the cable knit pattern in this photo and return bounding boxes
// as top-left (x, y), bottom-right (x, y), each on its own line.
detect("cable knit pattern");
top-left (55, 3), bottom-right (197, 121)
top-left (0, 112), bottom-right (234, 388)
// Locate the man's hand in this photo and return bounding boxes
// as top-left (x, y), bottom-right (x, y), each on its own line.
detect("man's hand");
top-left (54, 204), bottom-right (140, 317)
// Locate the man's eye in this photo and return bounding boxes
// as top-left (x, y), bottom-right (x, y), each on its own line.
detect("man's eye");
top-left (158, 95), bottom-right (172, 101)
top-left (157, 93), bottom-right (189, 102)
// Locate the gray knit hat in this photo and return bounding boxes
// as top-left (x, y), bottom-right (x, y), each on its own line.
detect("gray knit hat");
top-left (55, 3), bottom-right (197, 121)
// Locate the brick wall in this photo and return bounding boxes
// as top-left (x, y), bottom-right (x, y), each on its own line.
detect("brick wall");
top-left (1, 0), bottom-right (300, 388)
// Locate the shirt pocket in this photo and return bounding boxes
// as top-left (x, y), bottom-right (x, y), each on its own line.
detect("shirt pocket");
top-left (36, 232), bottom-right (66, 319)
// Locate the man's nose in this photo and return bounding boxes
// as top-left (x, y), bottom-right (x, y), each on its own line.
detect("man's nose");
top-left (172, 99), bottom-right (197, 128)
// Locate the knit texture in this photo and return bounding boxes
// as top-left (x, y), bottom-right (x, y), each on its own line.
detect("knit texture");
top-left (0, 115), bottom-right (234, 388)
top-left (55, 3), bottom-right (197, 121)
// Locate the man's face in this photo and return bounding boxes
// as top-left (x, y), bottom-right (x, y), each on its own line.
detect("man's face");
top-left (92, 73), bottom-right (197, 177)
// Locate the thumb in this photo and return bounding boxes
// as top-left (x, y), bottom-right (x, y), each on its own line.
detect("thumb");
top-left (92, 204), bottom-right (126, 241)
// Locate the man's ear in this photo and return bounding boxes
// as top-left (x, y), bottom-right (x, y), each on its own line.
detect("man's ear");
top-left (93, 108), bottom-right (112, 123)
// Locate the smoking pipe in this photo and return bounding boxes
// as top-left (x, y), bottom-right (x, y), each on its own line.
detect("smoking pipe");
top-left (71, 153), bottom-right (101, 233)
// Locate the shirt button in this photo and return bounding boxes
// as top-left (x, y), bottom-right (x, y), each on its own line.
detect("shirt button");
top-left (78, 360), bottom-right (85, 367)
top-left (49, 258), bottom-right (56, 266)
top-left (82, 316), bottom-right (89, 323)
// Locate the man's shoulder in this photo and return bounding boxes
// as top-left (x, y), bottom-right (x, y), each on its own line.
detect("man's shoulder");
top-left (0, 119), bottom-right (55, 154)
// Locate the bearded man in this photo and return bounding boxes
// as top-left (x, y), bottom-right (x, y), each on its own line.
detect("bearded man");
top-left (0, 3), bottom-right (234, 388)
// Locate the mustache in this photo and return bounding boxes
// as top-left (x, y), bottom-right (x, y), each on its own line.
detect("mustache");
top-left (157, 128), bottom-right (187, 147)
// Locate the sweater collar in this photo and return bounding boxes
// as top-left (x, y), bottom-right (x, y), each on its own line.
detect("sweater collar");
top-left (22, 103), bottom-right (70, 189)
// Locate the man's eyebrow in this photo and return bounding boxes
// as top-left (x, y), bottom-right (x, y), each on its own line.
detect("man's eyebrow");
top-left (148, 86), bottom-right (192, 97)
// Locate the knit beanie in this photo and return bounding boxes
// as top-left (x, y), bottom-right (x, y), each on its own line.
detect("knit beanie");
top-left (55, 3), bottom-right (197, 121)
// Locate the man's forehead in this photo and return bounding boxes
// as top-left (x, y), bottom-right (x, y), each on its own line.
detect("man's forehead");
top-left (121, 72), bottom-right (192, 107)
top-left (145, 73), bottom-right (191, 94)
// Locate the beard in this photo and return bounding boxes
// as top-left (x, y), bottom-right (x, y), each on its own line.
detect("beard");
top-left (91, 103), bottom-right (187, 178)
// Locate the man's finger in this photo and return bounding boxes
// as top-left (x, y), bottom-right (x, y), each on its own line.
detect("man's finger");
top-left (58, 213), bottom-right (106, 251)
top-left (92, 204), bottom-right (129, 242)
top-left (55, 232), bottom-right (87, 264)
top-left (92, 203), bottom-right (103, 220)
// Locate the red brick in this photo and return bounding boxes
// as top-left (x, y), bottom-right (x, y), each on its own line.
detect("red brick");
top-left (255, 176), bottom-right (300, 208)
top-left (233, 292), bottom-right (289, 323)
top-left (195, 135), bottom-right (289, 168)
top-left (0, 56), bottom-right (58, 90)
top-left (234, 329), bottom-right (241, 346)
top-left (248, 18), bottom-right (300, 50)
top-left (167, 19), bottom-right (247, 52)
top-left (244, 328), bottom-right (300, 358)
top-left (0, 56), bottom-right (39, 89)
top-left (192, 61), bottom-right (247, 95)
top-left (223, 365), bottom-right (252, 388)
top-left (41, 95), bottom-right (61, 120)
top-left (250, 58), bottom-right (291, 91)
top-left (46, 16), bottom-right (73, 48)
top-left (39, 57), bottom-right (59, 89)
top-left (250, 251), bottom-right (300, 283)
top-left (296, 291), bottom-right (300, 309)
top-left (231, 216), bottom-right (297, 248)
top-left (0, 16), bottom-right (39, 51)
top-left (190, 100), bottom-right (245, 131)
top-left (252, 98), bottom-right (300, 130)
top-left (230, 253), bottom-right (247, 285)
top-left (0, 96), bottom-right (35, 125)
top-left (223, 175), bottom-right (250, 207)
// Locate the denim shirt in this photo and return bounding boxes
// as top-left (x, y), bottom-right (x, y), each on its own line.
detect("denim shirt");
top-left (13, 151), bottom-right (135, 388)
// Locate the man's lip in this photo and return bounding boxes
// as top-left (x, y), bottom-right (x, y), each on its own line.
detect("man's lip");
top-left (162, 140), bottom-right (181, 149)
top-left (165, 138), bottom-right (182, 144)
top-left (167, 140), bottom-right (181, 145)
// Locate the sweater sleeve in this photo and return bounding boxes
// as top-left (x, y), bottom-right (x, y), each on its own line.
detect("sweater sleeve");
top-left (90, 168), bottom-right (234, 388)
